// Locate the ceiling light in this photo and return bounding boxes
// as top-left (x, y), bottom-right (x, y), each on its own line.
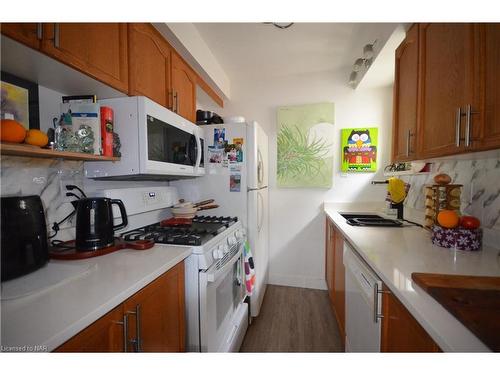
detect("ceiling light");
top-left (348, 40), bottom-right (377, 88)
top-left (352, 58), bottom-right (365, 72)
top-left (363, 41), bottom-right (376, 59)
top-left (349, 71), bottom-right (358, 87)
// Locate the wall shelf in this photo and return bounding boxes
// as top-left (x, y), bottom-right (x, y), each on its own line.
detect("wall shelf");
top-left (0, 143), bottom-right (120, 162)
top-left (383, 170), bottom-right (430, 177)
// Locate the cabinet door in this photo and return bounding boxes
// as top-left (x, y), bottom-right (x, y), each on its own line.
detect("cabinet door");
top-left (171, 52), bottom-right (197, 122)
top-left (123, 262), bottom-right (185, 352)
top-left (476, 23), bottom-right (500, 151)
top-left (417, 23), bottom-right (477, 158)
top-left (41, 23), bottom-right (128, 93)
top-left (325, 218), bottom-right (335, 303)
top-left (381, 285), bottom-right (440, 352)
top-left (333, 227), bottom-right (345, 342)
top-left (1, 23), bottom-right (42, 49)
top-left (128, 23), bottom-right (172, 109)
top-left (55, 304), bottom-right (126, 352)
top-left (392, 24), bottom-right (419, 162)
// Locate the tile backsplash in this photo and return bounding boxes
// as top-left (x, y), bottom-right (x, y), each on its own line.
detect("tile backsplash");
top-left (1, 156), bottom-right (84, 241)
top-left (402, 155), bottom-right (500, 246)
top-left (1, 156), bottom-right (174, 242)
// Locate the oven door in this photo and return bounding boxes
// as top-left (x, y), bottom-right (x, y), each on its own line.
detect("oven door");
top-left (199, 241), bottom-right (248, 352)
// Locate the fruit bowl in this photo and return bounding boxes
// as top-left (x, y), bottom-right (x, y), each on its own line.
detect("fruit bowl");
top-left (431, 225), bottom-right (482, 251)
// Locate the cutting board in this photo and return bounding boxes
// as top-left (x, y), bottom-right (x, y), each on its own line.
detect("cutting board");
top-left (411, 273), bottom-right (500, 352)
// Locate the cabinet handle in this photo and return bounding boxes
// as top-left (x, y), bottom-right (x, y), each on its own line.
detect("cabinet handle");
top-left (465, 104), bottom-right (479, 148)
top-left (455, 107), bottom-right (463, 147)
top-left (127, 305), bottom-right (141, 352)
top-left (172, 91), bottom-right (178, 113)
top-left (115, 314), bottom-right (129, 352)
top-left (168, 91), bottom-right (174, 111)
top-left (53, 23), bottom-right (60, 48)
top-left (36, 23), bottom-right (42, 40)
top-left (406, 129), bottom-right (412, 157)
top-left (373, 282), bottom-right (390, 323)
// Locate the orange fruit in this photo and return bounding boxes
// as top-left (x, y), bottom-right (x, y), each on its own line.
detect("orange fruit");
top-left (437, 210), bottom-right (460, 229)
top-left (24, 129), bottom-right (49, 147)
top-left (1, 119), bottom-right (27, 143)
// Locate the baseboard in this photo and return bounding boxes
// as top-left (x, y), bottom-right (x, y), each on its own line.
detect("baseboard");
top-left (268, 273), bottom-right (327, 290)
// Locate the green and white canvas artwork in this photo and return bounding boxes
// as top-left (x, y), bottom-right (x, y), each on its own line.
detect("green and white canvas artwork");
top-left (277, 103), bottom-right (334, 188)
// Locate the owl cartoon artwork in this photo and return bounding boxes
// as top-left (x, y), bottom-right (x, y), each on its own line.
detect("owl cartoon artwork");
top-left (342, 128), bottom-right (378, 172)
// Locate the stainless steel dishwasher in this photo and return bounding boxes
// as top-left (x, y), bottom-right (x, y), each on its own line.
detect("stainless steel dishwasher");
top-left (344, 240), bottom-right (383, 352)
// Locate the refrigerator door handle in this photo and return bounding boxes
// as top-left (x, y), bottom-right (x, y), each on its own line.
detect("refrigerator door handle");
top-left (257, 149), bottom-right (264, 186)
top-left (257, 191), bottom-right (264, 233)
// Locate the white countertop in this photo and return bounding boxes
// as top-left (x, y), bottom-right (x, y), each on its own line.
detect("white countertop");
top-left (0, 245), bottom-right (192, 352)
top-left (324, 202), bottom-right (500, 352)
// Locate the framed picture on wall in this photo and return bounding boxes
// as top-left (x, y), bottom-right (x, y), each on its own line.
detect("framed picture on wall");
top-left (341, 127), bottom-right (378, 172)
top-left (1, 71), bottom-right (40, 130)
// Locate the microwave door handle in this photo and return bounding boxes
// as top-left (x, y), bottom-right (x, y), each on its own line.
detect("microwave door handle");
top-left (195, 134), bottom-right (202, 168)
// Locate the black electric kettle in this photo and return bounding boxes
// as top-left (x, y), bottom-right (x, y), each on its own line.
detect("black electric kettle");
top-left (75, 197), bottom-right (128, 251)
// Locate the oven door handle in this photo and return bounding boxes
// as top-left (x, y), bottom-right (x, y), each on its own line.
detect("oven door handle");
top-left (204, 245), bottom-right (243, 283)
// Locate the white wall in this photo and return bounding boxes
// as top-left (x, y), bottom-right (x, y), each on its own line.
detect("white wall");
top-left (220, 69), bottom-right (393, 289)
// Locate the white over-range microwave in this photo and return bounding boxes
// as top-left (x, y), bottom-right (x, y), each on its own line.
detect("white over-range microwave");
top-left (85, 96), bottom-right (205, 180)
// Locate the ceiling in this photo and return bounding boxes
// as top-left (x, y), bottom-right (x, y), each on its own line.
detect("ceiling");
top-left (194, 23), bottom-right (398, 82)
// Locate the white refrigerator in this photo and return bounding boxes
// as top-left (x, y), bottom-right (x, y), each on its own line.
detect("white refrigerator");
top-left (172, 121), bottom-right (269, 317)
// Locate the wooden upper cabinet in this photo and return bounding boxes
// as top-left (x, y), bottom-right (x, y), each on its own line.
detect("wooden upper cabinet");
top-left (171, 52), bottom-right (197, 122)
top-left (392, 24), bottom-right (419, 162)
top-left (41, 23), bottom-right (128, 93)
top-left (381, 284), bottom-right (440, 352)
top-left (55, 304), bottom-right (125, 352)
top-left (417, 23), bottom-right (477, 158)
top-left (128, 23), bottom-right (172, 109)
top-left (1, 23), bottom-right (42, 49)
top-left (123, 262), bottom-right (185, 352)
top-left (475, 23), bottom-right (500, 151)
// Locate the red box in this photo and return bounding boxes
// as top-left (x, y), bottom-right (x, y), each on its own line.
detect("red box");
top-left (100, 106), bottom-right (114, 156)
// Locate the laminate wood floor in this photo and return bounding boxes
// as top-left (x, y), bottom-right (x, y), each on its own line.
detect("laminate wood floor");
top-left (240, 285), bottom-right (343, 352)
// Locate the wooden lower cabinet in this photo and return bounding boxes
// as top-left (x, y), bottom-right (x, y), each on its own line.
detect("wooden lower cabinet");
top-left (381, 284), bottom-right (441, 352)
top-left (56, 304), bottom-right (125, 352)
top-left (123, 261), bottom-right (185, 352)
top-left (55, 262), bottom-right (185, 352)
top-left (333, 227), bottom-right (345, 343)
top-left (325, 218), bottom-right (335, 302)
top-left (325, 217), bottom-right (345, 348)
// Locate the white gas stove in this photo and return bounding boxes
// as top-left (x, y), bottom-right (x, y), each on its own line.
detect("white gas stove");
top-left (93, 186), bottom-right (249, 352)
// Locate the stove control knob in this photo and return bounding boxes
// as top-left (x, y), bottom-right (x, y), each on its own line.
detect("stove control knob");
top-left (212, 249), bottom-right (219, 259)
top-left (223, 244), bottom-right (230, 254)
top-left (227, 236), bottom-right (235, 246)
top-left (218, 245), bottom-right (225, 258)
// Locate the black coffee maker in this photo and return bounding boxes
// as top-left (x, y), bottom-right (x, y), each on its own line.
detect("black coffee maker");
top-left (75, 198), bottom-right (128, 251)
top-left (1, 195), bottom-right (49, 281)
